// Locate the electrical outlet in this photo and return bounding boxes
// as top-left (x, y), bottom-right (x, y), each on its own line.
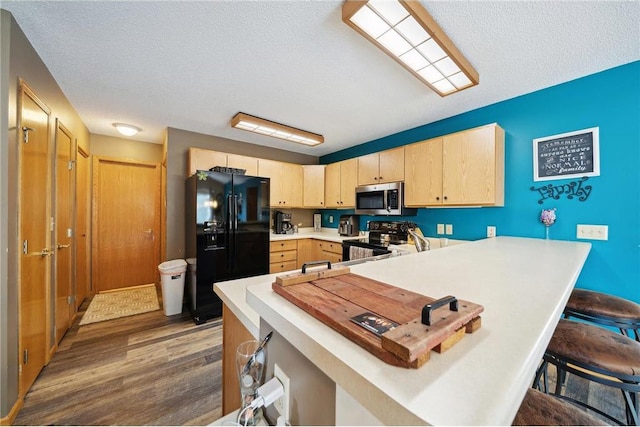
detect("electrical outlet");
top-left (576, 224), bottom-right (608, 241)
top-left (273, 364), bottom-right (290, 420)
top-left (437, 224), bottom-right (445, 234)
top-left (445, 224), bottom-right (453, 235)
top-left (329, 215), bottom-right (333, 224)
top-left (487, 226), bottom-right (496, 238)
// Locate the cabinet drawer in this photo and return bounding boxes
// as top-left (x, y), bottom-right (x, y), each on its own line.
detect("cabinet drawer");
top-left (317, 241), bottom-right (342, 255)
top-left (270, 240), bottom-right (297, 252)
top-left (321, 251), bottom-right (342, 264)
top-left (269, 250), bottom-right (297, 264)
top-left (269, 261), bottom-right (298, 274)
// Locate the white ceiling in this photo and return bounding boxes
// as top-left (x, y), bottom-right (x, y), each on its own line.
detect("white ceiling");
top-left (2, 1), bottom-right (638, 157)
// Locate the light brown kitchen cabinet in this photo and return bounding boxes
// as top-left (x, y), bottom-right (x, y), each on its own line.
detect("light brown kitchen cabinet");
top-left (258, 159), bottom-right (303, 207)
top-left (325, 158), bottom-right (358, 208)
top-left (357, 146), bottom-right (404, 185)
top-left (404, 123), bottom-right (504, 206)
top-left (296, 238), bottom-right (315, 268)
top-left (315, 240), bottom-right (343, 264)
top-left (270, 240), bottom-right (298, 273)
top-left (186, 148), bottom-right (258, 177)
top-left (303, 165), bottom-right (325, 208)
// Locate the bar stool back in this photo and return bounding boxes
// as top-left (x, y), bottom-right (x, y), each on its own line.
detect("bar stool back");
top-left (564, 289), bottom-right (640, 341)
top-left (535, 319), bottom-right (640, 426)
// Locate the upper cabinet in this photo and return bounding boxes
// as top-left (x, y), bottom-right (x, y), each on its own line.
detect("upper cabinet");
top-left (258, 159), bottom-right (303, 208)
top-left (303, 165), bottom-right (325, 208)
top-left (357, 147), bottom-right (404, 185)
top-left (325, 158), bottom-right (358, 208)
top-left (187, 148), bottom-right (257, 177)
top-left (405, 124), bottom-right (505, 207)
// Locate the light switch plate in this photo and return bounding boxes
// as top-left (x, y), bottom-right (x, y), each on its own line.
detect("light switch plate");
top-left (576, 224), bottom-right (608, 240)
top-left (437, 224), bottom-right (445, 234)
top-left (445, 224), bottom-right (453, 235)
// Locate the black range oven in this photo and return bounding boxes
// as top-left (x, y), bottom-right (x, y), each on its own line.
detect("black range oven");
top-left (341, 220), bottom-right (415, 261)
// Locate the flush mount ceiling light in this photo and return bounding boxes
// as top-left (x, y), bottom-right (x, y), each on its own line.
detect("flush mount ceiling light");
top-left (342, 0), bottom-right (479, 96)
top-left (230, 112), bottom-right (324, 146)
top-left (112, 122), bottom-right (141, 136)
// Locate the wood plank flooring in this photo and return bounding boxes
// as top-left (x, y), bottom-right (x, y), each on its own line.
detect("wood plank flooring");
top-left (15, 295), bottom-right (223, 426)
top-left (14, 292), bottom-right (628, 426)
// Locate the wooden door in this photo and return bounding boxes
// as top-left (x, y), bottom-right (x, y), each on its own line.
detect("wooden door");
top-left (443, 126), bottom-right (496, 205)
top-left (339, 158), bottom-right (358, 207)
top-left (54, 120), bottom-right (75, 343)
top-left (324, 162), bottom-right (341, 208)
top-left (75, 148), bottom-right (90, 308)
top-left (257, 159), bottom-right (282, 207)
top-left (357, 152), bottom-right (379, 185)
top-left (92, 157), bottom-right (161, 292)
top-left (18, 81), bottom-right (52, 395)
top-left (404, 138), bottom-right (443, 206)
top-left (378, 147), bottom-right (405, 183)
top-left (303, 165), bottom-right (325, 208)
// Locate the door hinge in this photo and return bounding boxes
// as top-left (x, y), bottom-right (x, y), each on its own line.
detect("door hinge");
top-left (23, 349), bottom-right (28, 365)
top-left (67, 295), bottom-right (75, 305)
top-left (68, 160), bottom-right (75, 170)
top-left (23, 240), bottom-right (28, 254)
top-left (50, 217), bottom-right (55, 232)
top-left (67, 228), bottom-right (73, 238)
top-left (22, 126), bottom-right (35, 144)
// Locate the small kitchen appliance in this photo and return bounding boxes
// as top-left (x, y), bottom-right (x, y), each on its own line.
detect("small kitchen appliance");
top-left (338, 215), bottom-right (360, 237)
top-left (273, 210), bottom-right (293, 234)
top-left (355, 182), bottom-right (417, 216)
top-left (313, 213), bottom-right (322, 232)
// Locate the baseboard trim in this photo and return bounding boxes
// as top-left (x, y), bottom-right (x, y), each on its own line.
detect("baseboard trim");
top-left (0, 396), bottom-right (24, 426)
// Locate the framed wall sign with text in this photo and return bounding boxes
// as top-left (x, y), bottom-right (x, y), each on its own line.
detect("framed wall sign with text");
top-left (533, 127), bottom-right (600, 182)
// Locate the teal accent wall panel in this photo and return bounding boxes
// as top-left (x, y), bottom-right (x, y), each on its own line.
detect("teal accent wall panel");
top-left (321, 62), bottom-right (640, 303)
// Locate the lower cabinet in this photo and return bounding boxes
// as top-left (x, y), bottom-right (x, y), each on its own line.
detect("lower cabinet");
top-left (316, 240), bottom-right (343, 264)
top-left (269, 240), bottom-right (298, 273)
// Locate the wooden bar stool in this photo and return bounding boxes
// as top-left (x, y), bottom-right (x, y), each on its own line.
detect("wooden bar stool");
top-left (564, 288), bottom-right (640, 341)
top-left (534, 319), bottom-right (640, 425)
top-left (514, 388), bottom-right (607, 426)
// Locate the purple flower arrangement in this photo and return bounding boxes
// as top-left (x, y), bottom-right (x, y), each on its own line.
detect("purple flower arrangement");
top-left (540, 208), bottom-right (557, 226)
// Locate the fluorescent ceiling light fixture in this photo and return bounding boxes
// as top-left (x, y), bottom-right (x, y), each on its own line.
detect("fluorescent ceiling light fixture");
top-left (112, 122), bottom-right (141, 136)
top-left (230, 113), bottom-right (324, 146)
top-left (342, 0), bottom-right (479, 96)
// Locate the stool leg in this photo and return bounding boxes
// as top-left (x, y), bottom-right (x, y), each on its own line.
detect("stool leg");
top-left (533, 361), bottom-right (548, 392)
top-left (555, 365), bottom-right (566, 395)
top-left (623, 390), bottom-right (639, 426)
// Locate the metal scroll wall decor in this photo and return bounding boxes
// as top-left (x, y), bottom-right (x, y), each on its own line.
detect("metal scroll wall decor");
top-left (530, 176), bottom-right (592, 204)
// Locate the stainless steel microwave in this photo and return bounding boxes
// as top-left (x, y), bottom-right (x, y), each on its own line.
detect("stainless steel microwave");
top-left (355, 182), bottom-right (417, 216)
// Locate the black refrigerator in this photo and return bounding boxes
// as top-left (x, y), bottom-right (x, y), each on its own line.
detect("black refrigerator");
top-left (185, 170), bottom-right (270, 324)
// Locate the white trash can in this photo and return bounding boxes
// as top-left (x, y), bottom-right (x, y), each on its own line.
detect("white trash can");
top-left (158, 259), bottom-right (187, 316)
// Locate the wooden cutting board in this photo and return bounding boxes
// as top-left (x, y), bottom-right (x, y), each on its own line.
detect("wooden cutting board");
top-left (272, 267), bottom-right (483, 368)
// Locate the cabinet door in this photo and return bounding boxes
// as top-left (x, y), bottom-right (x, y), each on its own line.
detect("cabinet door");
top-left (228, 154), bottom-right (258, 176)
top-left (325, 162), bottom-right (341, 208)
top-left (282, 163), bottom-right (303, 207)
top-left (443, 126), bottom-right (499, 205)
top-left (357, 153), bottom-right (379, 185)
top-left (187, 148), bottom-right (227, 177)
top-left (378, 147), bottom-right (404, 183)
top-left (303, 165), bottom-right (325, 208)
top-left (297, 239), bottom-right (315, 268)
top-left (258, 159), bottom-right (282, 207)
top-left (339, 158), bottom-right (358, 207)
top-left (404, 138), bottom-right (443, 206)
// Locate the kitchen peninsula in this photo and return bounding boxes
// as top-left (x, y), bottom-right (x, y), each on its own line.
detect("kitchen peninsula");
top-left (214, 236), bottom-right (591, 425)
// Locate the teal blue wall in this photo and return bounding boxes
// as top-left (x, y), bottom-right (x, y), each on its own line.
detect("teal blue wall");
top-left (320, 61), bottom-right (640, 303)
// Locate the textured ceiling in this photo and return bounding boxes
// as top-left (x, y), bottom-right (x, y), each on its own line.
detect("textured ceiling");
top-left (2, 1), bottom-right (639, 156)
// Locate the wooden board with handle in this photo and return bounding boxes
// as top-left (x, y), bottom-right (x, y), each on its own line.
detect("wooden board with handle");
top-left (272, 267), bottom-right (483, 368)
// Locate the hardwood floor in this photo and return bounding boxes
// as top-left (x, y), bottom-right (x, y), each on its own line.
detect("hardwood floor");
top-left (14, 292), bottom-right (627, 426)
top-left (15, 296), bottom-right (223, 426)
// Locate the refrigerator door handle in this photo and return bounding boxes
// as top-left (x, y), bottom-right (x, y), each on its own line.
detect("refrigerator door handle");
top-left (233, 195), bottom-right (239, 230)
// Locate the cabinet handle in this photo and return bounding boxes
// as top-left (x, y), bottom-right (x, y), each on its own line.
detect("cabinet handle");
top-left (374, 177), bottom-right (378, 180)
top-left (444, 196), bottom-right (448, 200)
top-left (320, 201), bottom-right (323, 205)
top-left (281, 254), bottom-right (284, 258)
top-left (379, 176), bottom-right (383, 180)
top-left (436, 197), bottom-right (440, 201)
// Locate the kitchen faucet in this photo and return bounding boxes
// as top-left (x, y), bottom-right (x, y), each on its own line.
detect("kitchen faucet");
top-left (408, 229), bottom-right (430, 252)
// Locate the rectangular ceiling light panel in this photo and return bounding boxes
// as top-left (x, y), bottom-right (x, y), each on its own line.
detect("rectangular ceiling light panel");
top-left (342, 0), bottom-right (479, 96)
top-left (230, 113), bottom-right (324, 146)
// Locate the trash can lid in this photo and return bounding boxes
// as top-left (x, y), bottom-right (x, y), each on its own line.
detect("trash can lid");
top-left (158, 259), bottom-right (187, 272)
top-left (186, 258), bottom-right (196, 265)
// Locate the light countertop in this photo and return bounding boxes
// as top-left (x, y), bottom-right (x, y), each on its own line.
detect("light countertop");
top-left (219, 236), bottom-right (591, 425)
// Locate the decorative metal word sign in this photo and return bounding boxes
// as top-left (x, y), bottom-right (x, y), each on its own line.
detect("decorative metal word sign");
top-left (530, 176), bottom-right (592, 204)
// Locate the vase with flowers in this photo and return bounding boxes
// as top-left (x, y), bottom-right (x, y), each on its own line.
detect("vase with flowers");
top-left (540, 208), bottom-right (557, 239)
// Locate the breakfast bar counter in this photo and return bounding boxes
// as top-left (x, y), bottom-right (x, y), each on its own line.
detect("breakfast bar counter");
top-left (216, 236), bottom-right (591, 425)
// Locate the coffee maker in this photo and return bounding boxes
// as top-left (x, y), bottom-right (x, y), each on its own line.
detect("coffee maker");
top-left (273, 210), bottom-right (293, 234)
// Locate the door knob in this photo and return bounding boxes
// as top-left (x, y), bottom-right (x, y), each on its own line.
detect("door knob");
top-left (57, 244), bottom-right (70, 249)
top-left (144, 229), bottom-right (153, 234)
top-left (40, 248), bottom-right (52, 257)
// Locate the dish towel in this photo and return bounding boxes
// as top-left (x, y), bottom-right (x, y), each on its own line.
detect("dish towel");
top-left (350, 246), bottom-right (375, 260)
